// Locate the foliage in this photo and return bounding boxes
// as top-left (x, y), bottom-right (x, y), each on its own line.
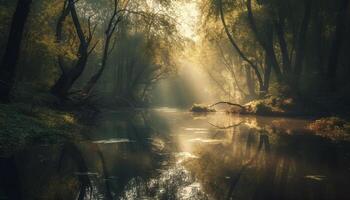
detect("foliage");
top-left (190, 104), bottom-right (216, 112)
top-left (0, 0), bottom-right (182, 105)
top-left (199, 0), bottom-right (350, 108)
top-left (308, 117), bottom-right (350, 140)
top-left (230, 96), bottom-right (297, 116)
top-left (0, 103), bottom-right (83, 156)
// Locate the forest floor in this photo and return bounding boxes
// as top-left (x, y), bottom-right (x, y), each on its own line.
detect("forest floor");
top-left (0, 103), bottom-right (86, 156)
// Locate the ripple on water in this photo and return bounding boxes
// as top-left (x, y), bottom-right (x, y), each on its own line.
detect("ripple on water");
top-left (184, 128), bottom-right (208, 131)
top-left (92, 138), bottom-right (135, 144)
top-left (188, 138), bottom-right (224, 144)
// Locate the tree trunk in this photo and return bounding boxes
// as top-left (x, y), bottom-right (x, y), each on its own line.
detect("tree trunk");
top-left (0, 0), bottom-right (32, 102)
top-left (246, 68), bottom-right (257, 98)
top-left (327, 0), bottom-right (349, 92)
top-left (51, 0), bottom-right (90, 99)
top-left (293, 0), bottom-right (312, 91)
top-left (51, 52), bottom-right (88, 98)
top-left (218, 0), bottom-right (264, 93)
top-left (246, 0), bottom-right (283, 82)
top-left (275, 13), bottom-right (291, 76)
top-left (81, 34), bottom-right (111, 96)
top-left (263, 53), bottom-right (272, 93)
top-left (81, 1), bottom-right (122, 96)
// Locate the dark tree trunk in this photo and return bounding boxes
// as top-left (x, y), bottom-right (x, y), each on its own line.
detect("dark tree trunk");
top-left (51, 53), bottom-right (88, 98)
top-left (0, 0), bottom-right (32, 102)
top-left (293, 0), bottom-right (312, 91)
top-left (81, 36), bottom-right (111, 96)
top-left (246, 0), bottom-right (283, 82)
top-left (327, 0), bottom-right (349, 92)
top-left (263, 53), bottom-right (272, 93)
top-left (275, 13), bottom-right (291, 77)
top-left (81, 1), bottom-right (122, 96)
top-left (51, 0), bottom-right (90, 99)
top-left (246, 68), bottom-right (257, 98)
top-left (218, 0), bottom-right (264, 93)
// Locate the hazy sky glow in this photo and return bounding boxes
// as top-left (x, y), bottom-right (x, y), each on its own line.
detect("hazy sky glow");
top-left (175, 1), bottom-right (200, 41)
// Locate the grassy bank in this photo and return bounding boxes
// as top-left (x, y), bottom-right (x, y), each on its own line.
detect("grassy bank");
top-left (0, 103), bottom-right (85, 156)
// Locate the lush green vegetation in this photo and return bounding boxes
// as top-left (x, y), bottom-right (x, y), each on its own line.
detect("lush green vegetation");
top-left (0, 103), bottom-right (83, 156)
top-left (0, 0), bottom-right (181, 106)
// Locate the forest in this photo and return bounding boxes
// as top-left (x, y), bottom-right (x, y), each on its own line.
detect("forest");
top-left (1, 0), bottom-right (350, 199)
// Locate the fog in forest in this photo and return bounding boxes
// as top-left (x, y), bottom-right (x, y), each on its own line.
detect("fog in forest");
top-left (1, 0), bottom-right (350, 199)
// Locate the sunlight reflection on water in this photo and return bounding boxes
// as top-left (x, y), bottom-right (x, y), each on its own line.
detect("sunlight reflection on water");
top-left (92, 138), bottom-right (135, 144)
top-left (5, 109), bottom-right (350, 199)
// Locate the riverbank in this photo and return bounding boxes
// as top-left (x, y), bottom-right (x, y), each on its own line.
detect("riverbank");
top-left (307, 117), bottom-right (350, 141)
top-left (189, 96), bottom-right (350, 141)
top-left (0, 103), bottom-right (86, 156)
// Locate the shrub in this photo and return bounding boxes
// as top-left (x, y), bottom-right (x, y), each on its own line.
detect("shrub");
top-left (189, 104), bottom-right (216, 113)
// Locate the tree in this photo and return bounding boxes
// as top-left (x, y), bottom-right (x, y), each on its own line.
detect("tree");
top-left (327, 0), bottom-right (349, 92)
top-left (246, 0), bottom-right (283, 82)
top-left (0, 0), bottom-right (32, 102)
top-left (292, 0), bottom-right (312, 91)
top-left (218, 0), bottom-right (265, 95)
top-left (51, 0), bottom-right (97, 100)
top-left (81, 0), bottom-right (125, 97)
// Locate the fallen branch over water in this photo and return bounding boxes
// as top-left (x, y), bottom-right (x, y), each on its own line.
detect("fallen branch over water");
top-left (209, 101), bottom-right (246, 110)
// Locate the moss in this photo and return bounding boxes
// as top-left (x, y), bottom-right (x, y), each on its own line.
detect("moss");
top-left (254, 102), bottom-right (273, 114)
top-left (227, 96), bottom-right (301, 116)
top-left (189, 104), bottom-right (216, 113)
top-left (308, 117), bottom-right (350, 132)
top-left (0, 103), bottom-right (83, 156)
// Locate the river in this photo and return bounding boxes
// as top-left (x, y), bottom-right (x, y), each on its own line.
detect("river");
top-left (1, 108), bottom-right (350, 200)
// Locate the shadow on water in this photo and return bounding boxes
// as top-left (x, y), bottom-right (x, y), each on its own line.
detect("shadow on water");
top-left (0, 156), bottom-right (21, 200)
top-left (185, 117), bottom-right (350, 200)
top-left (1, 109), bottom-right (350, 199)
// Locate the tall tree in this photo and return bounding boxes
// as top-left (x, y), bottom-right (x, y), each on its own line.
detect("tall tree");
top-left (0, 0), bottom-right (32, 102)
top-left (327, 0), bottom-right (349, 91)
top-left (218, 0), bottom-right (265, 94)
top-left (292, 0), bottom-right (312, 90)
top-left (51, 0), bottom-right (97, 99)
top-left (81, 0), bottom-right (124, 97)
top-left (246, 0), bottom-right (283, 82)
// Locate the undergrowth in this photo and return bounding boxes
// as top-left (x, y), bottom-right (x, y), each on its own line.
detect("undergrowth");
top-left (0, 103), bottom-right (83, 156)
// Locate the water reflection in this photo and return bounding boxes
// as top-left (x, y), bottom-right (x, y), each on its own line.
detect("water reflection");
top-left (1, 110), bottom-right (350, 199)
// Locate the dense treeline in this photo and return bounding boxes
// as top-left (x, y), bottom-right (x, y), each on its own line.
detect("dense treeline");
top-left (199, 0), bottom-right (350, 108)
top-left (0, 0), bottom-right (180, 106)
top-left (1, 0), bottom-right (350, 111)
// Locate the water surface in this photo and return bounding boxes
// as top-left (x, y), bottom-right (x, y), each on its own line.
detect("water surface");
top-left (1, 108), bottom-right (350, 200)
